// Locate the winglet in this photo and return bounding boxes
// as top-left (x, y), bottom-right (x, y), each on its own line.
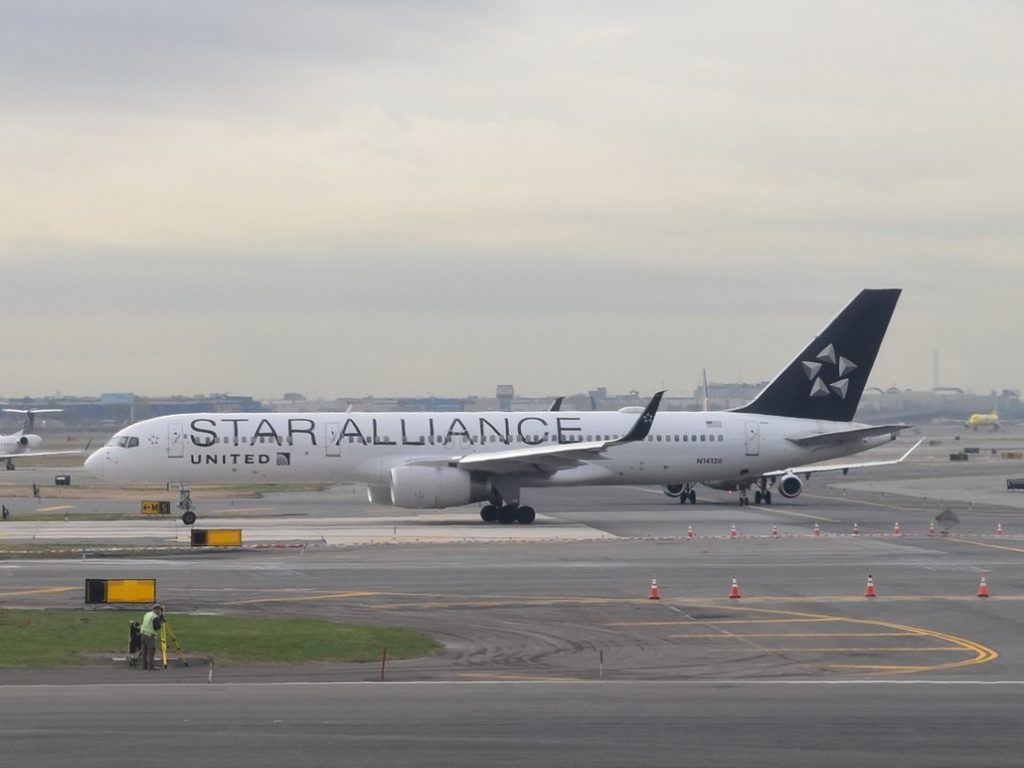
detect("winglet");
top-left (898, 438), bottom-right (924, 462)
top-left (620, 391), bottom-right (665, 443)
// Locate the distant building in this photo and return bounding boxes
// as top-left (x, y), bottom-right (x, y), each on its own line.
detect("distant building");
top-left (496, 384), bottom-right (514, 412)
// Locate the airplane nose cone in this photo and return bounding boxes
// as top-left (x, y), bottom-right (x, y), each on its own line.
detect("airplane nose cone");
top-left (84, 448), bottom-right (106, 478)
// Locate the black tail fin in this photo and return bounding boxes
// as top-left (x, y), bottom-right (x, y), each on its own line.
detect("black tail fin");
top-left (734, 289), bottom-right (901, 422)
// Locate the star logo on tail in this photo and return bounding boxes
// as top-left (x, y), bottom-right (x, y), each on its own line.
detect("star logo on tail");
top-left (802, 343), bottom-right (857, 399)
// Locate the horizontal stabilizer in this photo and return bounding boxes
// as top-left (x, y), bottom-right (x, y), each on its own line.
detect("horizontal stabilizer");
top-left (786, 424), bottom-right (910, 449)
top-left (765, 439), bottom-right (923, 478)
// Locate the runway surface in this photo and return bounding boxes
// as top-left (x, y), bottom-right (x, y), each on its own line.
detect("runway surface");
top-left (3, 426), bottom-right (1024, 765)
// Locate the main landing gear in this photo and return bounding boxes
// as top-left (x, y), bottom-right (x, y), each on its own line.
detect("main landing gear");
top-left (749, 479), bottom-right (772, 506)
top-left (677, 484), bottom-right (698, 505)
top-left (178, 488), bottom-right (197, 525)
top-left (479, 504), bottom-right (536, 525)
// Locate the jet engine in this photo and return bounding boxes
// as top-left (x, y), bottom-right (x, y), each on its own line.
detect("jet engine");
top-left (18, 435), bottom-right (41, 448)
top-left (389, 465), bottom-right (490, 509)
top-left (366, 485), bottom-right (394, 506)
top-left (778, 473), bottom-right (804, 499)
top-left (662, 484), bottom-right (685, 498)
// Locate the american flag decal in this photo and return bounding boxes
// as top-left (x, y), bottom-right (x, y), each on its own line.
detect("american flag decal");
top-left (276, 453), bottom-right (291, 466)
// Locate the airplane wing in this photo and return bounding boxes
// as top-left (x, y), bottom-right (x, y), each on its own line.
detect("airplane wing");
top-left (764, 439), bottom-right (923, 479)
top-left (785, 424), bottom-right (910, 449)
top-left (0, 449), bottom-right (87, 459)
top-left (429, 391), bottom-right (664, 476)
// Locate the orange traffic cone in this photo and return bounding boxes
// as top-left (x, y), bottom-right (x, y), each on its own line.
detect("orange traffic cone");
top-left (649, 578), bottom-right (661, 600)
top-left (852, 522), bottom-right (860, 536)
top-left (813, 523), bottom-right (822, 538)
top-left (728, 578), bottom-right (742, 599)
top-left (864, 575), bottom-right (877, 598)
top-left (928, 521), bottom-right (935, 536)
top-left (687, 525), bottom-right (696, 540)
top-left (978, 576), bottom-right (990, 598)
top-left (729, 524), bottom-right (738, 539)
top-left (996, 523), bottom-right (1004, 537)
top-left (892, 522), bottom-right (901, 537)
top-left (771, 525), bottom-right (780, 539)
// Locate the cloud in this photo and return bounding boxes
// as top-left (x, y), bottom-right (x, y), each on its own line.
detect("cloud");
top-left (0, 1), bottom-right (1021, 397)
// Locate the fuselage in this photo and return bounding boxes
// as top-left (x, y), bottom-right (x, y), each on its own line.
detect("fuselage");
top-left (85, 409), bottom-right (891, 492)
top-left (966, 411), bottom-right (999, 428)
top-left (0, 432), bottom-right (42, 454)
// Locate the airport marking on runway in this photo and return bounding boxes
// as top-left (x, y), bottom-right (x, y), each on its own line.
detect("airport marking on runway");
top-left (0, 587), bottom-right (77, 598)
top-left (223, 587), bottom-right (999, 676)
top-left (35, 505), bottom-right (75, 513)
top-left (803, 492), bottom-right (938, 515)
top-left (610, 601), bottom-right (998, 675)
top-left (944, 537), bottom-right (1024, 555)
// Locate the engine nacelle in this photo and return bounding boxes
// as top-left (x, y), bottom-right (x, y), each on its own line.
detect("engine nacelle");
top-left (778, 473), bottom-right (804, 499)
top-left (663, 484), bottom-right (685, 498)
top-left (366, 485), bottom-right (394, 506)
top-left (389, 465), bottom-right (490, 509)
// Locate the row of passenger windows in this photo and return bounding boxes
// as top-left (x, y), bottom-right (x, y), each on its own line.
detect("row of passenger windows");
top-left (339, 434), bottom-right (726, 445)
top-left (113, 432), bottom-right (726, 448)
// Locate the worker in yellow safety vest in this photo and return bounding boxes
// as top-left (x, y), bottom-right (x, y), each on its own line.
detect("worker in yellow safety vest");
top-left (139, 604), bottom-right (164, 670)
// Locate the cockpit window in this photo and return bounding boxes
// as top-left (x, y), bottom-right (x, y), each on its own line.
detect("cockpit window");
top-left (106, 435), bottom-right (141, 449)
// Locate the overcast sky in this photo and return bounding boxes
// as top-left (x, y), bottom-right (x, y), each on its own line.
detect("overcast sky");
top-left (1, 1), bottom-right (1021, 401)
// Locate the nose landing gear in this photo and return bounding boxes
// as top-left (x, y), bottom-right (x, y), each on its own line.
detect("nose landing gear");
top-left (178, 488), bottom-right (196, 525)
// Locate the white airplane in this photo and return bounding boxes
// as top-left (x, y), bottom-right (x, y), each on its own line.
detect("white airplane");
top-left (0, 408), bottom-right (83, 469)
top-left (86, 289), bottom-right (914, 525)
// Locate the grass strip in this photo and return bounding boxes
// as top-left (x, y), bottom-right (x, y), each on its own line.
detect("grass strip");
top-left (0, 609), bottom-right (437, 666)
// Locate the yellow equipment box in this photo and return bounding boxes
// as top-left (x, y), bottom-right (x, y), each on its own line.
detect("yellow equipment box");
top-left (85, 578), bottom-right (157, 604)
top-left (190, 529), bottom-right (243, 547)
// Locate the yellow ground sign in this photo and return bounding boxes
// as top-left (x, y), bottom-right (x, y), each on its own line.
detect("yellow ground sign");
top-left (208, 529), bottom-right (242, 547)
top-left (105, 579), bottom-right (157, 604)
top-left (141, 501), bottom-right (171, 515)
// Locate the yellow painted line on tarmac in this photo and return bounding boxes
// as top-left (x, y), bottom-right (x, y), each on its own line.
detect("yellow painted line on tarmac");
top-left (36, 505), bottom-right (74, 513)
top-left (697, 647), bottom-right (971, 653)
top-left (944, 537), bottom-right (1024, 555)
top-left (235, 591), bottom-right (381, 605)
top-left (0, 587), bottom-right (77, 598)
top-left (459, 672), bottom-right (585, 682)
top-left (802, 492), bottom-right (936, 514)
top-left (669, 631), bottom-right (922, 639)
top-left (218, 587), bottom-right (999, 676)
top-left (666, 595), bottom-right (1024, 603)
top-left (677, 602), bottom-right (999, 675)
top-left (758, 507), bottom-right (842, 524)
top-left (608, 617), bottom-right (842, 627)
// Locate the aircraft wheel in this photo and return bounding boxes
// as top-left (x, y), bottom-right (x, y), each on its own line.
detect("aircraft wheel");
top-left (497, 506), bottom-right (516, 524)
top-left (679, 493), bottom-right (688, 505)
top-left (754, 490), bottom-right (763, 504)
top-left (480, 505), bottom-right (499, 523)
top-left (181, 511), bottom-right (197, 526)
top-left (764, 491), bottom-right (772, 505)
top-left (516, 506), bottom-right (536, 524)
top-left (689, 490), bottom-right (697, 504)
